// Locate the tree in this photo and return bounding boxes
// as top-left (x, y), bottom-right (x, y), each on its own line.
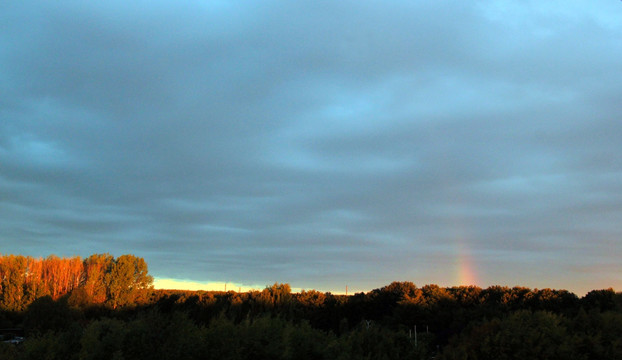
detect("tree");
top-left (440, 310), bottom-right (574, 360)
top-left (80, 318), bottom-right (127, 360)
top-left (0, 255), bottom-right (27, 311)
top-left (105, 255), bottom-right (153, 309)
top-left (23, 296), bottom-right (79, 336)
top-left (82, 254), bottom-right (114, 304)
top-left (267, 283), bottom-right (292, 303)
top-left (0, 342), bottom-right (19, 360)
top-left (121, 310), bottom-right (203, 360)
top-left (582, 288), bottom-right (618, 312)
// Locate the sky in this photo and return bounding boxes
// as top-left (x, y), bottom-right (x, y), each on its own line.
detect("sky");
top-left (1, 1), bottom-right (621, 296)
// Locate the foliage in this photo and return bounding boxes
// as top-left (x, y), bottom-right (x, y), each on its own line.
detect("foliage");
top-left (0, 253), bottom-right (152, 311)
top-left (79, 317), bottom-right (127, 360)
top-left (105, 255), bottom-right (153, 309)
top-left (23, 296), bottom-right (80, 336)
top-left (440, 310), bottom-right (575, 360)
top-left (0, 342), bottom-right (20, 360)
top-left (1, 253), bottom-right (621, 359)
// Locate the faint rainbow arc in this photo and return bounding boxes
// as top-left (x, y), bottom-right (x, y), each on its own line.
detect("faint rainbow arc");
top-left (456, 239), bottom-right (478, 286)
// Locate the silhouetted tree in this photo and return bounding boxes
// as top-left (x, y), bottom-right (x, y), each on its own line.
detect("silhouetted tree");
top-left (23, 296), bottom-right (80, 336)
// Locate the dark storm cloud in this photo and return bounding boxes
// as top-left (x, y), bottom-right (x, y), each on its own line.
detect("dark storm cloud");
top-left (1, 1), bottom-right (621, 294)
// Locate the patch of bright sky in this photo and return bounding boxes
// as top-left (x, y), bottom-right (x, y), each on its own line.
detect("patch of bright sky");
top-left (298, 88), bottom-right (387, 136)
top-left (7, 136), bottom-right (69, 167)
top-left (190, 223), bottom-right (251, 234)
top-left (478, 0), bottom-right (622, 31)
top-left (154, 278), bottom-right (264, 292)
top-left (389, 76), bottom-right (576, 128)
top-left (271, 147), bottom-right (413, 174)
top-left (153, 278), bottom-right (306, 293)
top-left (473, 173), bottom-right (574, 196)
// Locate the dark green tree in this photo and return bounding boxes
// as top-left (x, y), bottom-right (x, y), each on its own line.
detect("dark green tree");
top-left (23, 296), bottom-right (80, 336)
top-left (441, 310), bottom-right (575, 360)
top-left (79, 318), bottom-right (127, 360)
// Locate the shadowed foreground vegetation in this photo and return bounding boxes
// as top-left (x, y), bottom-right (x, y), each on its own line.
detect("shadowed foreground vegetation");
top-left (1, 254), bottom-right (621, 359)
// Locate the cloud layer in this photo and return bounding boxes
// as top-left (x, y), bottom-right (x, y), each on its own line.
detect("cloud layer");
top-left (2, 1), bottom-right (621, 294)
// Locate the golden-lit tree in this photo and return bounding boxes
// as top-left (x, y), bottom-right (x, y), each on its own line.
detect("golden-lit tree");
top-left (0, 253), bottom-right (152, 310)
top-left (0, 255), bottom-right (27, 311)
top-left (82, 254), bottom-right (114, 304)
top-left (105, 254), bottom-right (153, 309)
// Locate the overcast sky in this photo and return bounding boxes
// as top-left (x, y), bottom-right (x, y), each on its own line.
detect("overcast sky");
top-left (1, 1), bottom-right (621, 295)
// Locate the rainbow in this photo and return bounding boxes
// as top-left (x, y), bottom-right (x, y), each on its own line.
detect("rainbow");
top-left (456, 239), bottom-right (479, 286)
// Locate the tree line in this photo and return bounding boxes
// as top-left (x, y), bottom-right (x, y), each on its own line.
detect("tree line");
top-left (1, 254), bottom-right (621, 359)
top-left (0, 254), bottom-right (153, 311)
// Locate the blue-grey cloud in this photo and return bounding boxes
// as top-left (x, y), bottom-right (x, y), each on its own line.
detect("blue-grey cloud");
top-left (1, 0), bottom-right (621, 294)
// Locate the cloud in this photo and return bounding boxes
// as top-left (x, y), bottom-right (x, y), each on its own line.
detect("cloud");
top-left (1, 1), bottom-right (621, 295)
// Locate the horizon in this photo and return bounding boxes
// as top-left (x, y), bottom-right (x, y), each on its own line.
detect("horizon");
top-left (153, 276), bottom-right (604, 297)
top-left (0, 251), bottom-right (612, 297)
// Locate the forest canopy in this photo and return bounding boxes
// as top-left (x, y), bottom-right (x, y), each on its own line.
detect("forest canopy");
top-left (1, 254), bottom-right (621, 359)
